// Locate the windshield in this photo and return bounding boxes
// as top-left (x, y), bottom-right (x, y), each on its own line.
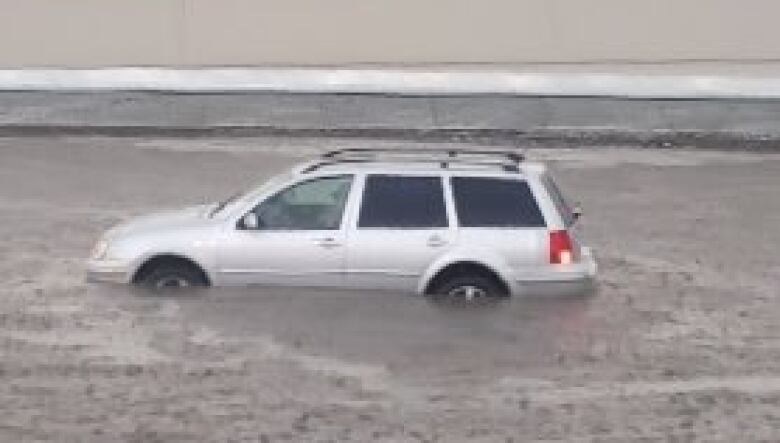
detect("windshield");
top-left (208, 172), bottom-right (293, 218)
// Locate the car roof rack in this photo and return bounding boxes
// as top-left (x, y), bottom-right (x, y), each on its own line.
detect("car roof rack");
top-left (300, 148), bottom-right (525, 174)
top-left (323, 147), bottom-right (525, 163)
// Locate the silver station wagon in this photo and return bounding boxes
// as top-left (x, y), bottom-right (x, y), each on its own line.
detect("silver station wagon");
top-left (87, 148), bottom-right (597, 301)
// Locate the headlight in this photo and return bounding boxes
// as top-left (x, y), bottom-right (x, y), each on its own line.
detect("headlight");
top-left (90, 240), bottom-right (109, 260)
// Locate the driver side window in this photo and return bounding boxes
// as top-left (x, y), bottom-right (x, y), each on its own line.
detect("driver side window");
top-left (251, 175), bottom-right (353, 230)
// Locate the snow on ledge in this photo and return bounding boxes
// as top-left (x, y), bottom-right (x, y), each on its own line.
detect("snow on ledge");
top-left (1, 68), bottom-right (779, 98)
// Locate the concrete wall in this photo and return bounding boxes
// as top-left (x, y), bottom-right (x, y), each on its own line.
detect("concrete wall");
top-left (1, 0), bottom-right (779, 67)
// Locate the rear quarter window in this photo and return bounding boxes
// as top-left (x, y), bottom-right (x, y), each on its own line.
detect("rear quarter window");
top-left (451, 177), bottom-right (546, 228)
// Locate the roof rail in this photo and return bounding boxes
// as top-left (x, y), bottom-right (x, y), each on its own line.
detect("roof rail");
top-left (322, 148), bottom-right (525, 163)
top-left (301, 157), bottom-right (521, 174)
top-left (297, 147), bottom-right (524, 173)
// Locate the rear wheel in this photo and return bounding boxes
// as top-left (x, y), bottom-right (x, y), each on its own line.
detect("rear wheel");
top-left (137, 261), bottom-right (207, 292)
top-left (430, 274), bottom-right (507, 305)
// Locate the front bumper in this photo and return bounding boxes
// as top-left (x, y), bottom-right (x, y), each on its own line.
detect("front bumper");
top-left (85, 259), bottom-right (131, 284)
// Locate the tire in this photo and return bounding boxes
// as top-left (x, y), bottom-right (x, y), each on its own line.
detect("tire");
top-left (138, 262), bottom-right (206, 291)
top-left (429, 274), bottom-right (507, 305)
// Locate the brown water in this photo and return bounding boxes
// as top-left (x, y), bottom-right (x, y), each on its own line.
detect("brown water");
top-left (2, 136), bottom-right (780, 441)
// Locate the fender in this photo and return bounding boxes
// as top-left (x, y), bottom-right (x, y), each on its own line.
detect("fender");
top-left (416, 247), bottom-right (518, 295)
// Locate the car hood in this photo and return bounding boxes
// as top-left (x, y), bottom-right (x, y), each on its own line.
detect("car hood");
top-left (106, 204), bottom-right (215, 239)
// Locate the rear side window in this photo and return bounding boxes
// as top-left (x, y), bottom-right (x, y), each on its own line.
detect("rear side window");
top-left (541, 174), bottom-right (574, 227)
top-left (359, 175), bottom-right (448, 228)
top-left (451, 177), bottom-right (546, 228)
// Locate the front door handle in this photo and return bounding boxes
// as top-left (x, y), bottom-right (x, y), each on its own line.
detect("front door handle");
top-left (427, 235), bottom-right (448, 248)
top-left (315, 237), bottom-right (342, 248)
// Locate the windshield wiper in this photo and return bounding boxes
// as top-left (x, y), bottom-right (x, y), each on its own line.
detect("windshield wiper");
top-left (209, 201), bottom-right (227, 218)
top-left (209, 192), bottom-right (242, 218)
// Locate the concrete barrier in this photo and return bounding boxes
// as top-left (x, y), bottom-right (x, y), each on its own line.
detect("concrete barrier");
top-left (2, 91), bottom-right (779, 147)
top-left (3, 68), bottom-right (780, 99)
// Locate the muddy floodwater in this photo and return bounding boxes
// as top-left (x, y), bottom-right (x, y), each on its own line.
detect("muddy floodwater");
top-left (1, 136), bottom-right (780, 441)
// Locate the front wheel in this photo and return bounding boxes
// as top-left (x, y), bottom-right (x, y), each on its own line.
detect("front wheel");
top-left (138, 262), bottom-right (206, 292)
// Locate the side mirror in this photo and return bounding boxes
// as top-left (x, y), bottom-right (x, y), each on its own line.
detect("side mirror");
top-left (239, 212), bottom-right (260, 230)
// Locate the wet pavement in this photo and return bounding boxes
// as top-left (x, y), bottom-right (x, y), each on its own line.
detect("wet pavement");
top-left (171, 288), bottom-right (593, 380)
top-left (1, 136), bottom-right (780, 441)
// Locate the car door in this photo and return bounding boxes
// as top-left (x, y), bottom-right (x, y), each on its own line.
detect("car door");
top-left (217, 175), bottom-right (354, 287)
top-left (345, 174), bottom-right (453, 292)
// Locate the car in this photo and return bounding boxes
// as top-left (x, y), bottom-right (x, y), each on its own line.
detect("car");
top-left (87, 148), bottom-right (597, 301)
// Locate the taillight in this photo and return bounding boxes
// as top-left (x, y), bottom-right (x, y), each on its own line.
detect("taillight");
top-left (549, 230), bottom-right (573, 264)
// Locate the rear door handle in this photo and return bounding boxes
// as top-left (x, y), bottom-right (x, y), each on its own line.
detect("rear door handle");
top-left (427, 235), bottom-right (448, 247)
top-left (315, 237), bottom-right (342, 248)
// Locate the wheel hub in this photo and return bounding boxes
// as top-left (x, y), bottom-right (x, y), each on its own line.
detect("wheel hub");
top-left (155, 276), bottom-right (190, 289)
top-left (447, 285), bottom-right (488, 302)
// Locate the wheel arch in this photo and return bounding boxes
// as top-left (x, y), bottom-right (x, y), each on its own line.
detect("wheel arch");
top-left (419, 257), bottom-right (513, 296)
top-left (131, 253), bottom-right (212, 286)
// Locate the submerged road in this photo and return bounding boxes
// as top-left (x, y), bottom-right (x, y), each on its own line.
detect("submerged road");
top-left (1, 136), bottom-right (779, 441)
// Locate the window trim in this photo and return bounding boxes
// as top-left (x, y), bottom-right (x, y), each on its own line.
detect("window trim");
top-left (355, 173), bottom-right (450, 230)
top-left (241, 174), bottom-right (355, 232)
